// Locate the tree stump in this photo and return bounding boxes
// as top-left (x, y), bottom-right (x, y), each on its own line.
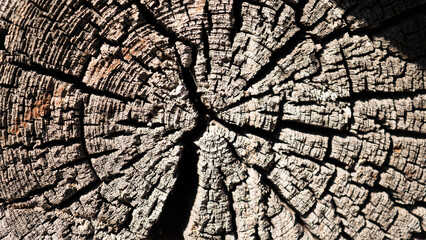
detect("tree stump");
top-left (0, 0), bottom-right (425, 239)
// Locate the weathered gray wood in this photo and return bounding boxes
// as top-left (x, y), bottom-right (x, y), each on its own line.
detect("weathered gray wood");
top-left (0, 0), bottom-right (425, 239)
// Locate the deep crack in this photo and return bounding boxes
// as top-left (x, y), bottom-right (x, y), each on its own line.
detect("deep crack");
top-left (151, 55), bottom-right (210, 239)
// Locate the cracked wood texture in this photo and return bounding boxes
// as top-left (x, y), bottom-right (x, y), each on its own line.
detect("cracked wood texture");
top-left (0, 0), bottom-right (425, 239)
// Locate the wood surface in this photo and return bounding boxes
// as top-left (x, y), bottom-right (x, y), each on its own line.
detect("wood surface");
top-left (0, 0), bottom-right (425, 239)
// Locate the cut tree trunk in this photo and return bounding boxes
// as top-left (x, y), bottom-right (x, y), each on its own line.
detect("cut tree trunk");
top-left (0, 0), bottom-right (425, 239)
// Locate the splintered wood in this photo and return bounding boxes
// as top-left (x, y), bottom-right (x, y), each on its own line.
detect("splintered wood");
top-left (0, 0), bottom-right (425, 239)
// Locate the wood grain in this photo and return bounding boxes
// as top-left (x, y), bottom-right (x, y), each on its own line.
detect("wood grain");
top-left (0, 0), bottom-right (425, 239)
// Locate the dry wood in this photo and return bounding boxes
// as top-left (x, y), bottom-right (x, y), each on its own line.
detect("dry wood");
top-left (0, 0), bottom-right (425, 239)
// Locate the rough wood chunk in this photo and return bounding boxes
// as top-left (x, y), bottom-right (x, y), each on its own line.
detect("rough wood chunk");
top-left (353, 96), bottom-right (426, 133)
top-left (283, 101), bottom-right (351, 130)
top-left (330, 130), bottom-right (390, 169)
